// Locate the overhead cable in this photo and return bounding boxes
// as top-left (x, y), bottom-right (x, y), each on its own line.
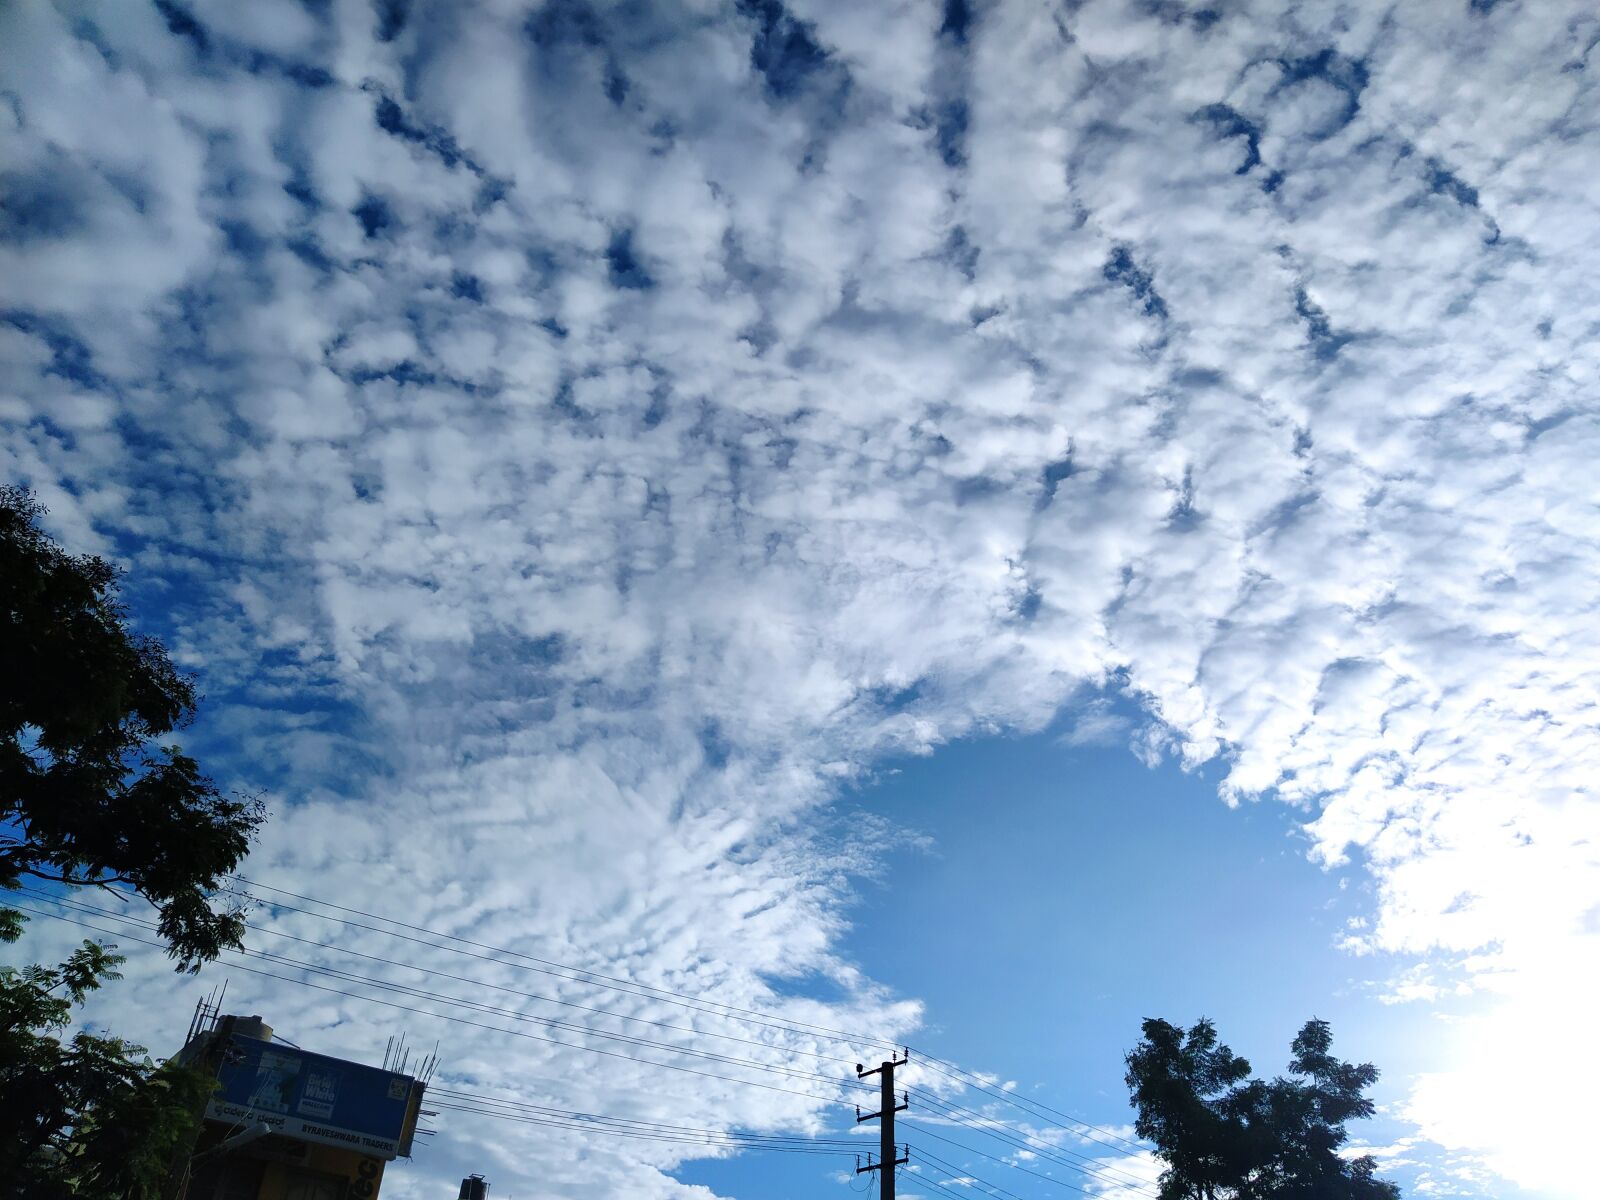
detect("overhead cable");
top-left (230, 875), bottom-right (904, 1053)
top-left (426, 1101), bottom-right (856, 1155)
top-left (224, 880), bottom-right (1156, 1165)
top-left (430, 1084), bottom-right (861, 1145)
top-left (21, 890), bottom-right (866, 1094)
top-left (911, 1090), bottom-right (1156, 1193)
top-left (15, 881), bottom-right (1153, 1178)
top-left (911, 1147), bottom-right (1039, 1200)
top-left (10, 904), bottom-right (864, 1109)
top-left (904, 1119), bottom-right (1139, 1200)
top-left (912, 1052), bottom-right (1148, 1156)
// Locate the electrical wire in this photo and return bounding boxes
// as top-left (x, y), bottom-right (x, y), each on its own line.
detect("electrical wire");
top-left (18, 890), bottom-right (869, 1095)
top-left (905, 1119), bottom-right (1149, 1199)
top-left (217, 881), bottom-right (899, 1064)
top-left (219, 880), bottom-right (1154, 1165)
top-left (230, 875), bottom-right (905, 1054)
top-left (426, 1101), bottom-right (857, 1155)
top-left (911, 1090), bottom-right (1156, 1194)
top-left (9, 904), bottom-right (865, 1109)
top-left (432, 1088), bottom-right (870, 1152)
top-left (429, 1084), bottom-right (862, 1145)
top-left (911, 1147), bottom-right (1037, 1200)
top-left (912, 1051), bottom-right (1149, 1156)
top-left (13, 882), bottom-right (1158, 1186)
top-left (24, 885), bottom-right (858, 1064)
top-left (910, 1167), bottom-right (992, 1200)
top-left (221, 880), bottom-right (1154, 1166)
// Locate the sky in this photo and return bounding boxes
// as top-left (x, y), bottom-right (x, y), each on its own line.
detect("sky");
top-left (1, 0), bottom-right (1597, 1198)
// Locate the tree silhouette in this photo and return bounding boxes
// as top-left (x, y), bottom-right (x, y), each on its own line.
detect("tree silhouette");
top-left (0, 910), bottom-right (213, 1200)
top-left (1, 485), bottom-right (266, 1194)
top-left (1126, 1017), bottom-right (1400, 1200)
top-left (1, 485), bottom-right (262, 968)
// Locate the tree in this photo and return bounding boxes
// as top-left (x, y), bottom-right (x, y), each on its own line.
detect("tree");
top-left (1, 485), bottom-right (263, 968)
top-left (0, 909), bottom-right (213, 1200)
top-left (1125, 1017), bottom-right (1254, 1200)
top-left (1126, 1017), bottom-right (1400, 1200)
top-left (1, 486), bottom-right (260, 1191)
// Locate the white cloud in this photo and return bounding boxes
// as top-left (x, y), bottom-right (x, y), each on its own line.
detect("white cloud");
top-left (4, 0), bottom-right (1598, 1195)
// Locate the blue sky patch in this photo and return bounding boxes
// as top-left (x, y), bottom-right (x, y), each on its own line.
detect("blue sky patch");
top-left (1193, 102), bottom-right (1263, 174)
top-left (1103, 245), bottom-right (1169, 320)
top-left (736, 0), bottom-right (831, 101)
top-left (1294, 286), bottom-right (1353, 361)
top-left (942, 0), bottom-right (974, 44)
top-left (605, 228), bottom-right (655, 290)
top-left (373, 91), bottom-right (474, 172)
top-left (374, 0), bottom-right (410, 42)
top-left (0, 166), bottom-right (89, 244)
top-left (1425, 158), bottom-right (1481, 209)
top-left (152, 0), bottom-right (210, 55)
top-left (1274, 48), bottom-right (1368, 133)
top-left (352, 194), bottom-right (394, 239)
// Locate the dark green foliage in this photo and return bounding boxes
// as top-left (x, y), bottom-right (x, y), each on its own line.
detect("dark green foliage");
top-left (1, 485), bottom-right (263, 969)
top-left (0, 911), bottom-right (214, 1199)
top-left (1125, 1018), bottom-right (1254, 1199)
top-left (1126, 1017), bottom-right (1401, 1200)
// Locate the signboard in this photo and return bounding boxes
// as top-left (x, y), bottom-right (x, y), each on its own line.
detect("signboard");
top-left (204, 1034), bottom-right (421, 1160)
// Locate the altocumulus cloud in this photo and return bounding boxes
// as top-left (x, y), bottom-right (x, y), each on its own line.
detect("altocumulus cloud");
top-left (3, 0), bottom-right (1599, 1195)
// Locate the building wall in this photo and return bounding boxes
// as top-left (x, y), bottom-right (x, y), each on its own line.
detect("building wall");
top-left (259, 1143), bottom-right (387, 1200)
top-left (171, 1016), bottom-right (420, 1200)
top-left (186, 1130), bottom-right (388, 1200)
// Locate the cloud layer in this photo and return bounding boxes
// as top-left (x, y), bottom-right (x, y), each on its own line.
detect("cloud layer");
top-left (4, 0), bottom-right (1598, 1195)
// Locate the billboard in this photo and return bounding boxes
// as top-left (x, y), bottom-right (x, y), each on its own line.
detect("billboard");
top-left (204, 1034), bottom-right (422, 1160)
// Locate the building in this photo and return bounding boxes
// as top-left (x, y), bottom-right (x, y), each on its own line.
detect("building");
top-left (169, 1012), bottom-right (428, 1200)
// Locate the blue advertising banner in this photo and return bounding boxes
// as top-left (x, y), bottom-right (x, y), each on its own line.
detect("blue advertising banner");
top-left (204, 1034), bottom-right (419, 1159)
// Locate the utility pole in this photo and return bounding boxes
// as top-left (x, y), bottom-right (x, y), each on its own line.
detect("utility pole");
top-left (855, 1052), bottom-right (908, 1200)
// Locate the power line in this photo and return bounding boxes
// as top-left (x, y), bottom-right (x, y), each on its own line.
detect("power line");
top-left (910, 1165), bottom-right (997, 1200)
top-left (230, 876), bottom-right (905, 1054)
top-left (14, 882), bottom-right (1157, 1183)
top-left (911, 1091), bottom-right (1156, 1194)
top-left (226, 878), bottom-right (1151, 1163)
top-left (217, 882), bottom-right (893, 1059)
top-left (14, 883), bottom-right (1156, 1194)
top-left (426, 1101), bottom-right (858, 1155)
top-left (430, 1084), bottom-right (862, 1145)
top-left (913, 1177), bottom-right (981, 1200)
top-left (223, 884), bottom-right (843, 1040)
top-left (19, 890), bottom-right (868, 1095)
top-left (235, 922), bottom-right (1153, 1193)
top-left (911, 1148), bottom-right (1035, 1200)
top-left (913, 1052), bottom-right (1148, 1156)
top-left (10, 904), bottom-right (865, 1109)
top-left (904, 1119), bottom-right (1134, 1200)
top-left (29, 886), bottom-right (856, 1065)
top-left (23, 889), bottom-right (872, 1163)
top-left (912, 1146), bottom-right (1084, 1200)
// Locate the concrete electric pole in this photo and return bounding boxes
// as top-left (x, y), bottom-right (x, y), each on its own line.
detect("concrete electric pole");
top-left (855, 1053), bottom-right (909, 1200)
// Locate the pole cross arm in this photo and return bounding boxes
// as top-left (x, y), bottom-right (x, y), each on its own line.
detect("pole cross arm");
top-left (856, 1094), bottom-right (908, 1123)
top-left (855, 1148), bottom-right (908, 1175)
top-left (856, 1051), bottom-right (909, 1080)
